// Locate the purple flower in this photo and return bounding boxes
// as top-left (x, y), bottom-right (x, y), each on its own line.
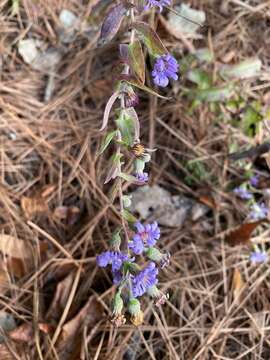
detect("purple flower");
top-left (112, 269), bottom-right (123, 284)
top-left (233, 186), bottom-right (253, 200)
top-left (131, 262), bottom-right (158, 297)
top-left (135, 172), bottom-right (149, 184)
top-left (152, 54), bottom-right (178, 87)
top-left (96, 251), bottom-right (129, 271)
top-left (250, 175), bottom-right (259, 187)
top-left (250, 251), bottom-right (268, 264)
top-left (96, 251), bottom-right (112, 267)
top-left (129, 222), bottom-right (161, 255)
top-left (144, 0), bottom-right (171, 12)
top-left (129, 234), bottom-right (144, 255)
top-left (249, 202), bottom-right (269, 220)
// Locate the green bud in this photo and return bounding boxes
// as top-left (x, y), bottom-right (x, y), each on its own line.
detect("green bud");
top-left (128, 298), bottom-right (141, 316)
top-left (110, 229), bottom-right (121, 250)
top-left (147, 285), bottom-right (160, 298)
top-left (134, 158), bottom-right (145, 173)
top-left (123, 195), bottom-right (132, 208)
top-left (112, 292), bottom-right (124, 316)
top-left (145, 247), bottom-right (163, 262)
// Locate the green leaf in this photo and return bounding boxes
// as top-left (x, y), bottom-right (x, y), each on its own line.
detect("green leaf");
top-left (125, 78), bottom-right (170, 99)
top-left (192, 84), bottom-right (234, 102)
top-left (118, 172), bottom-right (137, 182)
top-left (116, 111), bottom-right (136, 146)
top-left (241, 105), bottom-right (263, 137)
top-left (98, 130), bottom-right (117, 155)
top-left (186, 69), bottom-right (211, 89)
top-left (220, 58), bottom-right (262, 80)
top-left (122, 209), bottom-right (137, 223)
top-left (132, 21), bottom-right (167, 56)
top-left (128, 40), bottom-right (145, 84)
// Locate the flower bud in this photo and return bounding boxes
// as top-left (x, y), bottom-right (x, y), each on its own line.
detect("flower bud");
top-left (128, 298), bottom-right (143, 326)
top-left (110, 230), bottom-right (121, 250)
top-left (128, 298), bottom-right (141, 316)
top-left (111, 292), bottom-right (126, 327)
top-left (112, 292), bottom-right (124, 316)
top-left (123, 195), bottom-right (132, 208)
top-left (134, 158), bottom-right (146, 173)
top-left (145, 247), bottom-right (163, 262)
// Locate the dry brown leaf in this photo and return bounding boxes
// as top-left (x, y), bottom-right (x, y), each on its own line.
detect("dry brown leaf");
top-left (0, 266), bottom-right (9, 293)
top-left (38, 322), bottom-right (54, 334)
top-left (232, 268), bottom-right (245, 303)
top-left (53, 206), bottom-right (80, 225)
top-left (0, 235), bottom-right (47, 278)
top-left (9, 323), bottom-right (33, 343)
top-left (198, 195), bottom-right (217, 210)
top-left (224, 220), bottom-right (265, 246)
top-left (46, 272), bottom-right (75, 322)
top-left (57, 296), bottom-right (103, 360)
top-left (20, 184), bottom-right (55, 219)
top-left (21, 195), bottom-right (48, 219)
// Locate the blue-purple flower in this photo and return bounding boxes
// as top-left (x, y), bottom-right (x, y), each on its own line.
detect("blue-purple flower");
top-left (129, 221), bottom-right (161, 254)
top-left (152, 54), bottom-right (178, 87)
top-left (144, 0), bottom-right (171, 12)
top-left (97, 251), bottom-right (129, 271)
top-left (250, 175), bottom-right (259, 187)
top-left (249, 202), bottom-right (269, 220)
top-left (250, 251), bottom-right (268, 264)
top-left (233, 186), bottom-right (253, 200)
top-left (131, 262), bottom-right (158, 297)
top-left (135, 172), bottom-right (149, 184)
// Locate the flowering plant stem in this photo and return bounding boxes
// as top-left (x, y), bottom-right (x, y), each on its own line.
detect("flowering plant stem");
top-left (96, 0), bottom-right (178, 327)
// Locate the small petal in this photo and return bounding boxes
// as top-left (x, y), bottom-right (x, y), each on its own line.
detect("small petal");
top-left (96, 251), bottom-right (112, 267)
top-left (250, 251), bottom-right (268, 264)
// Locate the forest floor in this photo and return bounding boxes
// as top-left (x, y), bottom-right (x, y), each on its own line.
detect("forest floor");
top-left (0, 0), bottom-right (270, 359)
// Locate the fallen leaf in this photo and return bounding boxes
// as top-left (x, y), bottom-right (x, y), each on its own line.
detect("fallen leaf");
top-left (9, 323), bottom-right (33, 343)
top-left (53, 206), bottom-right (80, 225)
top-left (21, 196), bottom-right (48, 219)
top-left (38, 323), bottom-right (54, 335)
top-left (0, 266), bottom-right (9, 293)
top-left (0, 235), bottom-right (47, 278)
top-left (232, 268), bottom-right (245, 303)
top-left (56, 296), bottom-right (103, 359)
top-left (224, 220), bottom-right (265, 246)
top-left (198, 195), bottom-right (217, 210)
top-left (46, 272), bottom-right (76, 322)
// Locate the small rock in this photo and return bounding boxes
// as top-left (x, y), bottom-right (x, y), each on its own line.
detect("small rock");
top-left (0, 311), bottom-right (16, 343)
top-left (59, 9), bottom-right (80, 44)
top-left (18, 39), bottom-right (61, 73)
top-left (131, 185), bottom-right (209, 227)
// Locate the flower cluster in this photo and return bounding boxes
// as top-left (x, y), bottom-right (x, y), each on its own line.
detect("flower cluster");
top-left (152, 54), bottom-right (179, 87)
top-left (97, 221), bottom-right (169, 326)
